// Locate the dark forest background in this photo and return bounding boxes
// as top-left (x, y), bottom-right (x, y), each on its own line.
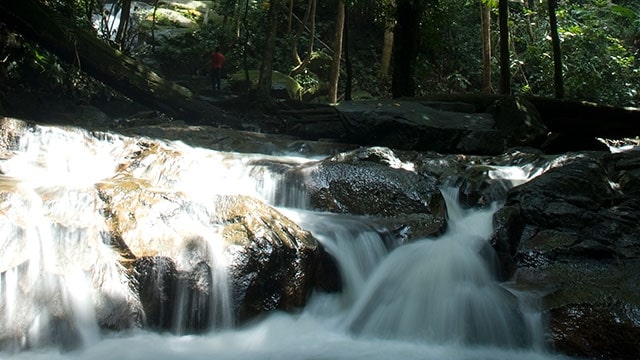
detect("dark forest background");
top-left (1, 0), bottom-right (639, 110)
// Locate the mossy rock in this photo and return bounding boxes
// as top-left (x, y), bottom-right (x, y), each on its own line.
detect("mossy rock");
top-left (160, 0), bottom-right (215, 13)
top-left (145, 8), bottom-right (197, 28)
top-left (229, 70), bottom-right (303, 100)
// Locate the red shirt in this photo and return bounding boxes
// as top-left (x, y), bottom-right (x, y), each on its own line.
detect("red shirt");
top-left (211, 51), bottom-right (225, 69)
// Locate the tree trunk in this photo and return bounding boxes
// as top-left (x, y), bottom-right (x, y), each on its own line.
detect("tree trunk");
top-left (288, 0), bottom-right (294, 32)
top-left (290, 0), bottom-right (317, 77)
top-left (548, 0), bottom-right (564, 99)
top-left (115, 0), bottom-right (131, 51)
top-left (218, 0), bottom-right (237, 47)
top-left (242, 0), bottom-right (251, 92)
top-left (0, 0), bottom-right (230, 125)
top-left (151, 0), bottom-right (159, 52)
top-left (481, 0), bottom-right (492, 94)
top-left (328, 0), bottom-right (345, 104)
top-left (291, 0), bottom-right (312, 65)
top-left (498, 0), bottom-right (511, 95)
top-left (234, 0), bottom-right (244, 39)
top-left (344, 3), bottom-right (352, 101)
top-left (257, 0), bottom-right (280, 102)
top-left (391, 0), bottom-right (421, 98)
top-left (379, 0), bottom-right (395, 83)
top-left (525, 0), bottom-right (535, 42)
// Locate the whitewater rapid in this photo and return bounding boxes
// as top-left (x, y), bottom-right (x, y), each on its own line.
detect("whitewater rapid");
top-left (0, 122), bottom-right (573, 360)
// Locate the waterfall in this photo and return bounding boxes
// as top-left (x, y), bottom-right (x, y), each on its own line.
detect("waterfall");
top-left (0, 126), bottom-right (123, 351)
top-left (279, 209), bottom-right (389, 306)
top-left (0, 121), bottom-right (573, 359)
top-left (343, 189), bottom-right (534, 347)
top-left (0, 124), bottom-right (239, 348)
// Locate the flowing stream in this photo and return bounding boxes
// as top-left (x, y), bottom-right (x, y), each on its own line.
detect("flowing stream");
top-left (0, 122), bottom-right (572, 359)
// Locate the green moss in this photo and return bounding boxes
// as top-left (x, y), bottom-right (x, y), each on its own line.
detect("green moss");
top-left (230, 70), bottom-right (302, 100)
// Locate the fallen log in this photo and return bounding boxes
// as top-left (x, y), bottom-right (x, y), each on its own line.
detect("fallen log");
top-left (528, 96), bottom-right (640, 139)
top-left (411, 94), bottom-right (640, 140)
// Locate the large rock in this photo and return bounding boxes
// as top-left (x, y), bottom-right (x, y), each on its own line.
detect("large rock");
top-left (229, 70), bottom-right (303, 100)
top-left (336, 97), bottom-right (548, 155)
top-left (411, 148), bottom-right (553, 208)
top-left (97, 178), bottom-right (330, 327)
top-left (278, 147), bottom-right (447, 243)
top-left (490, 150), bottom-right (640, 359)
top-left (215, 195), bottom-right (325, 321)
top-left (281, 147), bottom-right (445, 216)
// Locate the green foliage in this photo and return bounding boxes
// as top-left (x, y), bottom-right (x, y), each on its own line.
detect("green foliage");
top-left (482, 0), bottom-right (499, 8)
top-left (509, 0), bottom-right (640, 106)
top-left (48, 0), bottom-right (96, 26)
top-left (4, 0), bottom-right (640, 108)
top-left (0, 27), bottom-right (116, 103)
top-left (293, 71), bottom-right (320, 97)
top-left (152, 28), bottom-right (213, 78)
top-left (413, 0), bottom-right (483, 95)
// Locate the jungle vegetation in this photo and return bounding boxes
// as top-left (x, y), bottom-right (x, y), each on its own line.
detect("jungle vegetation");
top-left (0, 0), bottom-right (639, 108)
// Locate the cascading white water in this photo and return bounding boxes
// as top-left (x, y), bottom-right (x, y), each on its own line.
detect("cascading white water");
top-left (343, 189), bottom-right (534, 347)
top-left (0, 127), bottom-right (125, 351)
top-left (0, 125), bottom-right (242, 348)
top-left (279, 209), bottom-right (389, 306)
top-left (1, 122), bottom-right (574, 360)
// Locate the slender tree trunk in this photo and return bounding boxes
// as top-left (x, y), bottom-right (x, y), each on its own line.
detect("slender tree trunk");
top-left (115, 0), bottom-right (131, 51)
top-left (290, 0), bottom-right (317, 77)
top-left (379, 0), bottom-right (395, 83)
top-left (498, 0), bottom-right (511, 95)
top-left (288, 0), bottom-right (294, 32)
top-left (391, 0), bottom-right (421, 98)
top-left (242, 0), bottom-right (250, 92)
top-left (481, 0), bottom-right (492, 93)
top-left (257, 0), bottom-right (279, 101)
top-left (84, 0), bottom-right (96, 25)
top-left (304, 0), bottom-right (317, 64)
top-left (548, 0), bottom-right (564, 99)
top-left (219, 0), bottom-right (237, 47)
top-left (344, 3), bottom-right (352, 101)
top-left (234, 0), bottom-right (243, 39)
top-left (328, 0), bottom-right (345, 104)
top-left (151, 0), bottom-right (159, 51)
top-left (525, 0), bottom-right (535, 42)
top-left (291, 0), bottom-right (313, 66)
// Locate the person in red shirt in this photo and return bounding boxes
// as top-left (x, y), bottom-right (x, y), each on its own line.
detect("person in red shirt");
top-left (210, 47), bottom-right (225, 91)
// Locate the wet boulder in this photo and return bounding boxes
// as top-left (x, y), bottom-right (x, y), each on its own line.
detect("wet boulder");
top-left (490, 150), bottom-right (640, 359)
top-left (282, 147), bottom-right (445, 216)
top-left (134, 256), bottom-right (178, 331)
top-left (412, 149), bottom-right (552, 208)
top-left (214, 195), bottom-right (325, 322)
top-left (279, 147), bottom-right (447, 242)
top-left (97, 176), bottom-right (330, 327)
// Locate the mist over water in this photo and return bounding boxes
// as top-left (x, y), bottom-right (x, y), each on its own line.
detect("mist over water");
top-left (1, 123), bottom-right (573, 359)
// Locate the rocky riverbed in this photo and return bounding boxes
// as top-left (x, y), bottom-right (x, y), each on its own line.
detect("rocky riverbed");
top-left (1, 89), bottom-right (640, 359)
